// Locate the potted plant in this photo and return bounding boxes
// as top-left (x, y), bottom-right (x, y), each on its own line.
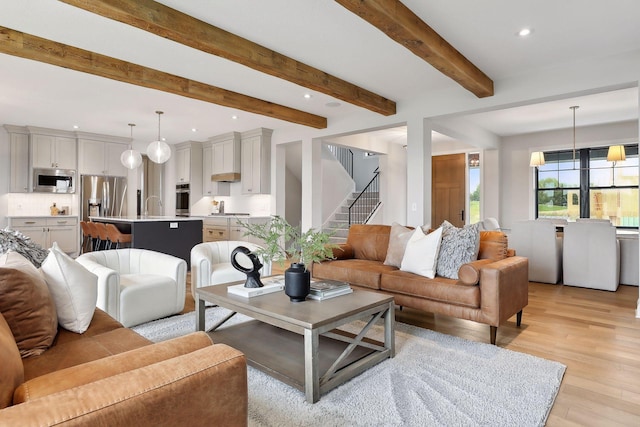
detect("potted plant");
top-left (237, 216), bottom-right (336, 301)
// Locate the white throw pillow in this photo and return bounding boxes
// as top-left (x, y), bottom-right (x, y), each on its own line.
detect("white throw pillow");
top-left (400, 227), bottom-right (443, 279)
top-left (40, 242), bottom-right (98, 333)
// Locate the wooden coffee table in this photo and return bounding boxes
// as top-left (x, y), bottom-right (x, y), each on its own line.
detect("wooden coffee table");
top-left (196, 281), bottom-right (395, 403)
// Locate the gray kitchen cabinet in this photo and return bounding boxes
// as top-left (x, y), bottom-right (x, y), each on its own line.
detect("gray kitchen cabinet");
top-left (4, 125), bottom-right (30, 192)
top-left (241, 128), bottom-right (272, 194)
top-left (8, 216), bottom-right (79, 255)
top-left (31, 133), bottom-right (76, 170)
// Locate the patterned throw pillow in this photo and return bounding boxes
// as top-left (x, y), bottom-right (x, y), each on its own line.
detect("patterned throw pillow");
top-left (436, 221), bottom-right (481, 279)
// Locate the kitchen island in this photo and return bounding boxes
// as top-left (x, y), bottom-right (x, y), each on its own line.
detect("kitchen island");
top-left (90, 216), bottom-right (202, 267)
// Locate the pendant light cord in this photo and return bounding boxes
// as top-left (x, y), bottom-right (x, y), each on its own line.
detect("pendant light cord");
top-left (570, 105), bottom-right (579, 168)
top-left (156, 110), bottom-right (163, 141)
top-left (128, 123), bottom-right (135, 149)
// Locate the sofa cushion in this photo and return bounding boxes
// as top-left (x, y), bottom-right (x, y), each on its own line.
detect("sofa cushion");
top-left (0, 251), bottom-right (58, 358)
top-left (40, 243), bottom-right (98, 334)
top-left (478, 231), bottom-right (509, 261)
top-left (346, 224), bottom-right (392, 262)
top-left (313, 259), bottom-right (398, 290)
top-left (381, 270), bottom-right (481, 308)
top-left (383, 223), bottom-right (414, 267)
top-left (400, 227), bottom-right (443, 279)
top-left (0, 313), bottom-right (23, 409)
top-left (436, 221), bottom-right (481, 280)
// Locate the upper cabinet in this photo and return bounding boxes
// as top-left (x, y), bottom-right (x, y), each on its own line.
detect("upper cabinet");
top-left (202, 143), bottom-right (230, 196)
top-left (241, 128), bottom-right (272, 195)
top-left (78, 133), bottom-right (130, 177)
top-left (4, 125), bottom-right (29, 193)
top-left (209, 132), bottom-right (241, 181)
top-left (31, 133), bottom-right (76, 170)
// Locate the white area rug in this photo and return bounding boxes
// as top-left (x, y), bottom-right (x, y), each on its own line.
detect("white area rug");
top-left (133, 308), bottom-right (565, 427)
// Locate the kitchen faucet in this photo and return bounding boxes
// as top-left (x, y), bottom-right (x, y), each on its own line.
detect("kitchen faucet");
top-left (144, 195), bottom-right (163, 217)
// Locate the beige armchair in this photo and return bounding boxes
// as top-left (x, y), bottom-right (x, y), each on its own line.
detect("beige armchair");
top-left (562, 221), bottom-right (619, 291)
top-left (76, 249), bottom-right (187, 327)
top-left (191, 241), bottom-right (272, 300)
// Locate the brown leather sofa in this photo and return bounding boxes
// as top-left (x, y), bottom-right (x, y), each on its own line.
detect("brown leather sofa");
top-left (313, 224), bottom-right (529, 345)
top-left (0, 308), bottom-right (248, 426)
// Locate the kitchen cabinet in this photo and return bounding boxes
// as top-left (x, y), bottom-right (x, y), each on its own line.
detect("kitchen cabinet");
top-left (174, 142), bottom-right (203, 205)
top-left (241, 128), bottom-right (272, 194)
top-left (4, 125), bottom-right (30, 192)
top-left (8, 216), bottom-right (79, 255)
top-left (31, 133), bottom-right (76, 170)
top-left (78, 138), bottom-right (129, 177)
top-left (209, 132), bottom-right (241, 181)
top-left (203, 217), bottom-right (230, 242)
top-left (202, 143), bottom-right (230, 196)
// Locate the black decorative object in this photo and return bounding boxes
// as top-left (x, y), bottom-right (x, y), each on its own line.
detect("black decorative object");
top-left (230, 246), bottom-right (265, 288)
top-left (284, 263), bottom-right (310, 302)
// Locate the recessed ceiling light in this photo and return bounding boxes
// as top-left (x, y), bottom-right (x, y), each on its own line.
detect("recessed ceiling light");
top-left (303, 93), bottom-right (312, 99)
top-left (191, 128), bottom-right (197, 132)
top-left (325, 102), bottom-right (341, 108)
top-left (73, 125), bottom-right (79, 129)
top-left (231, 115), bottom-right (238, 120)
top-left (518, 28), bottom-right (532, 37)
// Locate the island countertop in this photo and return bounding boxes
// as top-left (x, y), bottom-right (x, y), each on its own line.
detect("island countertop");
top-left (90, 215), bottom-right (202, 223)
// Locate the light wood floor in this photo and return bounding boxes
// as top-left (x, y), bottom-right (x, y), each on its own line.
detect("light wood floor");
top-left (183, 272), bottom-right (640, 426)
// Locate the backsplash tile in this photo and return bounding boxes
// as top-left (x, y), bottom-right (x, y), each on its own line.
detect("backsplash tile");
top-left (7, 193), bottom-right (77, 216)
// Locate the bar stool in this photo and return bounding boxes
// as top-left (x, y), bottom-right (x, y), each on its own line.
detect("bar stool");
top-left (105, 223), bottom-right (132, 249)
top-left (93, 222), bottom-right (110, 251)
top-left (79, 221), bottom-right (93, 253)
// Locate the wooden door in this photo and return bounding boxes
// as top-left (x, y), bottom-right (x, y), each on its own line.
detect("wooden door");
top-left (432, 153), bottom-right (466, 228)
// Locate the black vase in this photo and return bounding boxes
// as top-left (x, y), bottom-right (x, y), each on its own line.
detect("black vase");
top-left (284, 263), bottom-right (310, 302)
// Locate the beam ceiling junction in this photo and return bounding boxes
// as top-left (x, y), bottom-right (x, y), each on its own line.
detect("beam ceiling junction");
top-left (335, 0), bottom-right (494, 98)
top-left (0, 26), bottom-right (327, 129)
top-left (59, 0), bottom-right (397, 116)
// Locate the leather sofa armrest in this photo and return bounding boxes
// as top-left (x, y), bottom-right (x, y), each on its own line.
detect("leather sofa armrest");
top-left (2, 343), bottom-right (247, 427)
top-left (478, 256), bottom-right (529, 326)
top-left (331, 244), bottom-right (354, 260)
top-left (506, 248), bottom-right (516, 257)
top-left (14, 332), bottom-right (213, 403)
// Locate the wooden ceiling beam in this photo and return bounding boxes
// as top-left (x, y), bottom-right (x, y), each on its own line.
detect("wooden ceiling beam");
top-left (335, 0), bottom-right (494, 98)
top-left (0, 26), bottom-right (327, 129)
top-left (59, 0), bottom-right (397, 116)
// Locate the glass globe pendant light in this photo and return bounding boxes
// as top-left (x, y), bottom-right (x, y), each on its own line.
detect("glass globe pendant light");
top-left (120, 123), bottom-right (143, 169)
top-left (146, 110), bottom-right (171, 164)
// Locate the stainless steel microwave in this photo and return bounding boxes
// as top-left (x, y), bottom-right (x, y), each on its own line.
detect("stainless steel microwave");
top-left (33, 168), bottom-right (76, 193)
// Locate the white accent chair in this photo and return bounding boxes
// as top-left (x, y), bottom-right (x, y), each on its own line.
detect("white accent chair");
top-left (562, 221), bottom-right (620, 291)
top-left (190, 241), bottom-right (272, 301)
top-left (510, 220), bottom-right (563, 284)
top-left (480, 217), bottom-right (501, 231)
top-left (76, 249), bottom-right (187, 327)
top-left (618, 235), bottom-right (639, 286)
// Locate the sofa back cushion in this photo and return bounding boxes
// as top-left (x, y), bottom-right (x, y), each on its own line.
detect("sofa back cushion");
top-left (0, 252), bottom-right (58, 358)
top-left (478, 231), bottom-right (509, 261)
top-left (0, 312), bottom-right (24, 408)
top-left (346, 224), bottom-right (392, 262)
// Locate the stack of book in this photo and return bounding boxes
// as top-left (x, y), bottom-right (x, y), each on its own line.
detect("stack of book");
top-left (307, 279), bottom-right (352, 301)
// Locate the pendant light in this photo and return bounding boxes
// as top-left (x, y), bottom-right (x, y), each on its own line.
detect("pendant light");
top-left (120, 123), bottom-right (143, 169)
top-left (146, 110), bottom-right (171, 164)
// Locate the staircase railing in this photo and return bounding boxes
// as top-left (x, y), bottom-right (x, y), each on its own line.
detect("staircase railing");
top-left (349, 168), bottom-right (380, 225)
top-left (327, 144), bottom-right (353, 178)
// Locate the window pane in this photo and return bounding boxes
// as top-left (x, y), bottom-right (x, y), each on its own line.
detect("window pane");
top-left (537, 189), bottom-right (579, 220)
top-left (589, 188), bottom-right (639, 227)
top-left (558, 170), bottom-right (580, 187)
top-left (468, 154), bottom-right (480, 225)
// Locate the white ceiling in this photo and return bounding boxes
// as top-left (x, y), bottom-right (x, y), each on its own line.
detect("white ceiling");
top-left (1, 1), bottom-right (639, 146)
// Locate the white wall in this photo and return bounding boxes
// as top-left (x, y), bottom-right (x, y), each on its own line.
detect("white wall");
top-left (321, 145), bottom-right (354, 224)
top-left (500, 120), bottom-right (638, 230)
top-left (284, 166), bottom-right (302, 227)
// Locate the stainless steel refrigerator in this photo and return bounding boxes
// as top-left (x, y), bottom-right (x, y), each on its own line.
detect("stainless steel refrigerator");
top-left (81, 175), bottom-right (128, 222)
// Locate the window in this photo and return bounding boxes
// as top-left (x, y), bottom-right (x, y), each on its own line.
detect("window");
top-left (468, 153), bottom-right (480, 224)
top-left (535, 145), bottom-right (638, 227)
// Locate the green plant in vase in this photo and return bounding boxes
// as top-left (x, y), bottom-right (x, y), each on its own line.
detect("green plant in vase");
top-left (237, 215), bottom-right (336, 301)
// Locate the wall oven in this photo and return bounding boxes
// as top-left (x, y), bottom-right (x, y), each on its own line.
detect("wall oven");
top-left (175, 183), bottom-right (190, 217)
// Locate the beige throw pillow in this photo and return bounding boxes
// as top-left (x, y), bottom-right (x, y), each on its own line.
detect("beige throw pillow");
top-left (40, 242), bottom-right (98, 334)
top-left (0, 251), bottom-right (58, 358)
top-left (383, 223), bottom-right (414, 267)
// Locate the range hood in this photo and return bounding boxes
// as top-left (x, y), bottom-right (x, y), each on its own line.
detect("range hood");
top-left (211, 173), bottom-right (241, 182)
